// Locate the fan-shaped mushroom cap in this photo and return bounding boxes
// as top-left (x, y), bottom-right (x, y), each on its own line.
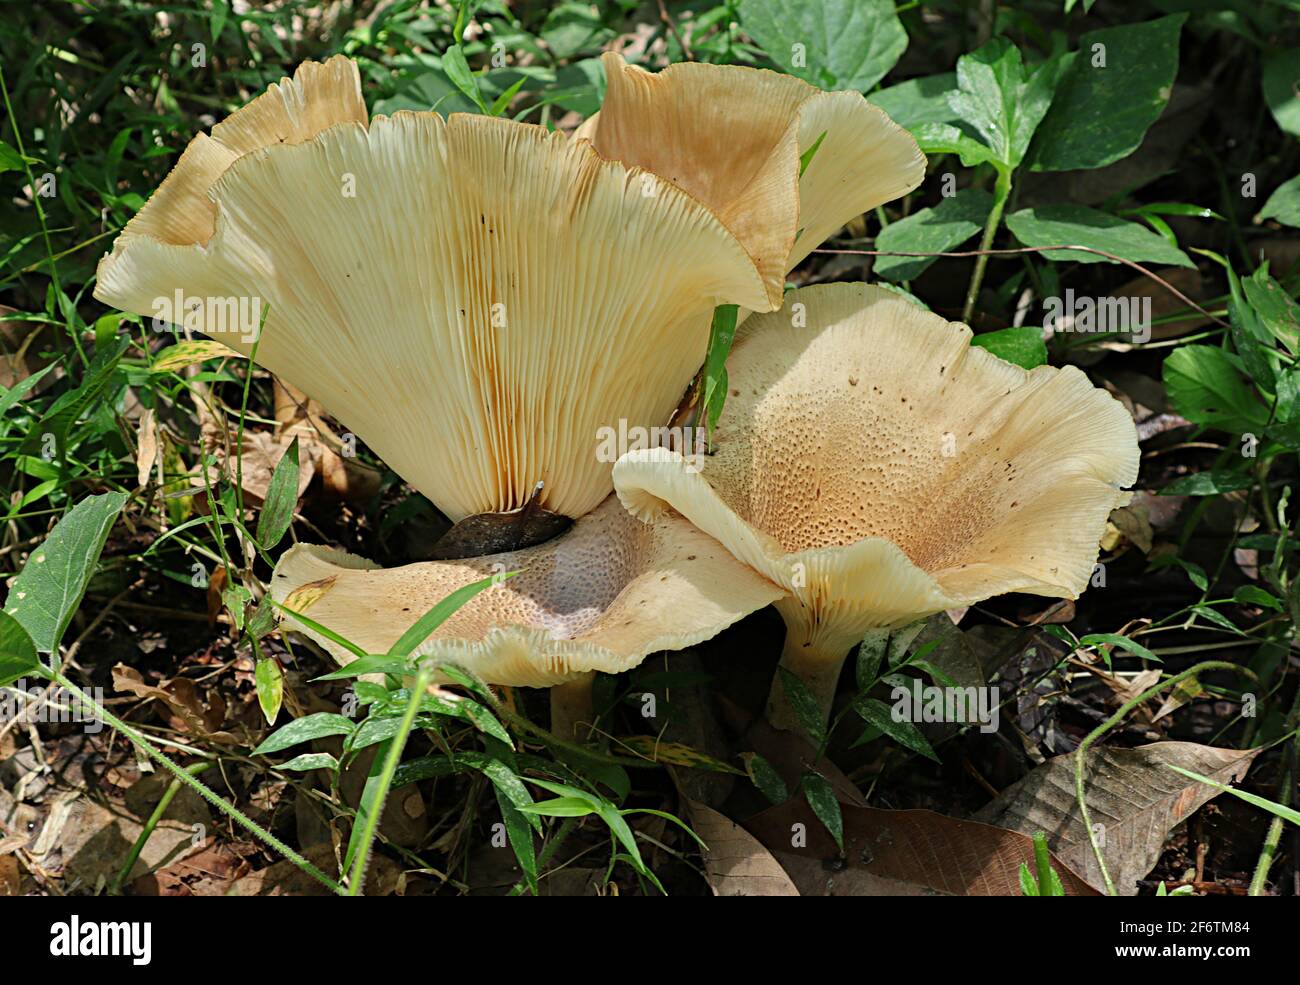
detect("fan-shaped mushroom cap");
top-left (270, 497), bottom-right (784, 688)
top-left (94, 58), bottom-right (771, 523)
top-left (577, 52), bottom-right (925, 305)
top-left (613, 283), bottom-right (1139, 725)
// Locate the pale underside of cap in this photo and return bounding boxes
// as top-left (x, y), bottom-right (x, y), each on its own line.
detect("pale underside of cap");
top-left (270, 496), bottom-right (785, 688)
top-left (614, 282), bottom-right (1140, 654)
top-left (94, 59), bottom-right (771, 523)
top-left (578, 52), bottom-right (926, 304)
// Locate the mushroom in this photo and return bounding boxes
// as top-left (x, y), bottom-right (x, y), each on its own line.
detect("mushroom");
top-left (613, 283), bottom-right (1140, 737)
top-left (94, 57), bottom-right (772, 539)
top-left (577, 52), bottom-right (926, 305)
top-left (271, 496), bottom-right (783, 737)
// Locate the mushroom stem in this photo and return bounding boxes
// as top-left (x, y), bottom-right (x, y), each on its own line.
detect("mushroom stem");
top-left (765, 635), bottom-right (851, 739)
top-left (549, 673), bottom-right (596, 741)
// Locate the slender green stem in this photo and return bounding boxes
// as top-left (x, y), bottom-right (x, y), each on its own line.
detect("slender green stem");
top-left (961, 167), bottom-right (1012, 324)
top-left (51, 671), bottom-right (344, 895)
top-left (1248, 687), bottom-right (1300, 895)
top-left (0, 63), bottom-right (86, 367)
top-left (109, 762), bottom-right (212, 895)
top-left (1074, 661), bottom-right (1257, 896)
top-left (345, 663), bottom-right (431, 896)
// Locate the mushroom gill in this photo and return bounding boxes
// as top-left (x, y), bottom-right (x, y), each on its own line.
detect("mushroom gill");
top-left (271, 496), bottom-right (784, 737)
top-left (577, 52), bottom-right (926, 304)
top-left (613, 283), bottom-right (1140, 735)
top-left (93, 56), bottom-right (772, 531)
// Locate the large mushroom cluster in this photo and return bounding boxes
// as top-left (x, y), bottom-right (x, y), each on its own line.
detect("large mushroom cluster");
top-left (95, 54), bottom-right (1139, 740)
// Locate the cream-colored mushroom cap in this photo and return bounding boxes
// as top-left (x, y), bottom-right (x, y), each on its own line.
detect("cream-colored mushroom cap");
top-left (94, 57), bottom-right (771, 523)
top-left (577, 52), bottom-right (926, 306)
top-left (270, 496), bottom-right (784, 688)
top-left (613, 283), bottom-right (1140, 707)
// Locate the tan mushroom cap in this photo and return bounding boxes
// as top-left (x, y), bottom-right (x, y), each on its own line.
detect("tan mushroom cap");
top-left (94, 58), bottom-right (771, 523)
top-left (613, 283), bottom-right (1141, 659)
top-left (270, 496), bottom-right (785, 688)
top-left (577, 52), bottom-right (926, 306)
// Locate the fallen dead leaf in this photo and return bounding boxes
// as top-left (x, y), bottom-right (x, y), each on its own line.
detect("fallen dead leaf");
top-left (686, 800), bottom-right (799, 896)
top-left (111, 664), bottom-right (236, 742)
top-left (973, 741), bottom-right (1260, 894)
top-left (744, 798), bottom-right (1098, 896)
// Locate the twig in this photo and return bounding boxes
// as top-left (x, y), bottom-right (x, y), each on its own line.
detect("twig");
top-left (655, 0), bottom-right (692, 60)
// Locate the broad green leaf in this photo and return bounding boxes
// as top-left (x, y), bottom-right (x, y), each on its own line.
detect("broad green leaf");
top-left (776, 667), bottom-right (826, 748)
top-left (1030, 15), bottom-right (1186, 171)
top-left (740, 0), bottom-right (906, 92)
top-left (5, 491), bottom-right (128, 653)
top-left (278, 752), bottom-right (338, 772)
top-left (801, 771), bottom-right (844, 853)
top-left (252, 711), bottom-right (356, 755)
top-left (869, 73), bottom-right (958, 130)
top-left (255, 655), bottom-right (284, 725)
top-left (1233, 585), bottom-right (1282, 610)
top-left (1262, 48), bottom-right (1300, 137)
top-left (947, 39), bottom-right (1060, 168)
top-left (851, 696), bottom-right (939, 762)
top-left (1160, 470), bottom-right (1254, 496)
top-left (970, 326), bottom-right (1048, 369)
top-left (0, 139), bottom-right (25, 172)
top-left (741, 751), bottom-right (789, 805)
top-left (441, 45), bottom-right (486, 112)
top-left (0, 610), bottom-right (40, 687)
top-left (875, 188), bottom-right (992, 281)
top-left (1006, 204), bottom-right (1194, 267)
top-left (256, 436), bottom-right (299, 550)
top-left (910, 122), bottom-right (998, 168)
top-left (1260, 174), bottom-right (1300, 228)
top-left (1242, 264), bottom-right (1300, 354)
top-left (1162, 345), bottom-right (1269, 431)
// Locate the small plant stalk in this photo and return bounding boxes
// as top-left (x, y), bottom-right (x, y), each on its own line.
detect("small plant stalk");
top-left (51, 671), bottom-right (345, 895)
top-left (345, 662), bottom-right (432, 896)
top-left (1248, 687), bottom-right (1300, 895)
top-left (549, 672), bottom-right (596, 741)
top-left (109, 761), bottom-right (212, 895)
top-left (960, 167), bottom-right (1012, 324)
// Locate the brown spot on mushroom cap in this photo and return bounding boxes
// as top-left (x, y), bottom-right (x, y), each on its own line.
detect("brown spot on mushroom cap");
top-left (94, 58), bottom-right (772, 524)
top-left (614, 283), bottom-right (1139, 650)
top-left (270, 497), bottom-right (783, 687)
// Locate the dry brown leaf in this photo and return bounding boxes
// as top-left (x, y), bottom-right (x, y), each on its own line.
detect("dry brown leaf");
top-left (973, 741), bottom-right (1259, 894)
top-left (686, 800), bottom-right (799, 896)
top-left (744, 799), bottom-right (1098, 896)
top-left (111, 663), bottom-right (234, 741)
